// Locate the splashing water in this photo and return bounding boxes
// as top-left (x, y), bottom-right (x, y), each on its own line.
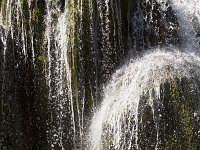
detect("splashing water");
top-left (156, 0), bottom-right (200, 52)
top-left (44, 0), bottom-right (75, 149)
top-left (0, 0), bottom-right (34, 59)
top-left (1, 0), bottom-right (200, 149)
top-left (89, 49), bottom-right (200, 149)
top-left (89, 0), bottom-right (200, 149)
top-left (169, 0), bottom-right (200, 52)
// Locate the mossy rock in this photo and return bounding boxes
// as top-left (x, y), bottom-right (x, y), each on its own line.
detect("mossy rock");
top-left (101, 77), bottom-right (200, 150)
top-left (37, 55), bottom-right (44, 62)
top-left (32, 8), bottom-right (41, 23)
top-left (138, 77), bottom-right (200, 150)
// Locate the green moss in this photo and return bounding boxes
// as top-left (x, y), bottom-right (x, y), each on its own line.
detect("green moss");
top-left (32, 8), bottom-right (41, 23)
top-left (1, 0), bottom-right (7, 23)
top-left (162, 78), bottom-right (199, 149)
top-left (38, 55), bottom-right (44, 62)
top-left (67, 0), bottom-right (81, 105)
top-left (102, 130), bottom-right (111, 150)
top-left (101, 77), bottom-right (200, 149)
top-left (31, 1), bottom-right (46, 54)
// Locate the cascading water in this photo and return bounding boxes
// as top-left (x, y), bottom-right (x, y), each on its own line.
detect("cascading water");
top-left (0, 0), bottom-right (98, 149)
top-left (89, 49), bottom-right (200, 149)
top-left (89, 0), bottom-right (200, 149)
top-left (0, 0), bottom-right (76, 149)
top-left (0, 0), bottom-right (200, 149)
top-left (156, 0), bottom-right (200, 52)
top-left (44, 1), bottom-right (73, 149)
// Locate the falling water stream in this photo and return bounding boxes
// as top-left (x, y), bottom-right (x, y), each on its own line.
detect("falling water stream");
top-left (0, 0), bottom-right (200, 149)
top-left (89, 49), bottom-right (200, 149)
top-left (89, 0), bottom-right (200, 149)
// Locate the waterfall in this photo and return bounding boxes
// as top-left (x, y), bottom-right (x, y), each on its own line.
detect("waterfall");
top-left (89, 49), bottom-right (200, 149)
top-left (170, 0), bottom-right (200, 52)
top-left (0, 0), bottom-right (76, 149)
top-left (0, 0), bottom-right (200, 149)
top-left (156, 0), bottom-right (200, 52)
top-left (0, 0), bottom-right (36, 148)
top-left (44, 0), bottom-right (71, 149)
top-left (89, 0), bottom-right (200, 149)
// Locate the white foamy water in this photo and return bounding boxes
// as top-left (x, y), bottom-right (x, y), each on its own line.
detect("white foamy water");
top-left (44, 0), bottom-right (74, 149)
top-left (156, 0), bottom-right (200, 52)
top-left (89, 0), bottom-right (200, 149)
top-left (170, 0), bottom-right (200, 52)
top-left (89, 49), bottom-right (200, 150)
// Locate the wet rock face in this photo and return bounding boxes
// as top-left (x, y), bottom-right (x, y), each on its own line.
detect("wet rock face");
top-left (138, 78), bottom-right (200, 150)
top-left (100, 78), bottom-right (200, 150)
top-left (0, 0), bottom-right (197, 149)
top-left (129, 0), bottom-right (179, 54)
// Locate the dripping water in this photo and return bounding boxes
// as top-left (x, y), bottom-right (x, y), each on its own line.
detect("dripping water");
top-left (89, 49), bottom-right (200, 150)
top-left (89, 0), bottom-right (200, 149)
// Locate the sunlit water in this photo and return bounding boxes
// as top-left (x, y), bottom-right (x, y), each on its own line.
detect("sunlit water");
top-left (0, 0), bottom-right (200, 149)
top-left (89, 0), bottom-right (200, 149)
top-left (89, 49), bottom-right (200, 149)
